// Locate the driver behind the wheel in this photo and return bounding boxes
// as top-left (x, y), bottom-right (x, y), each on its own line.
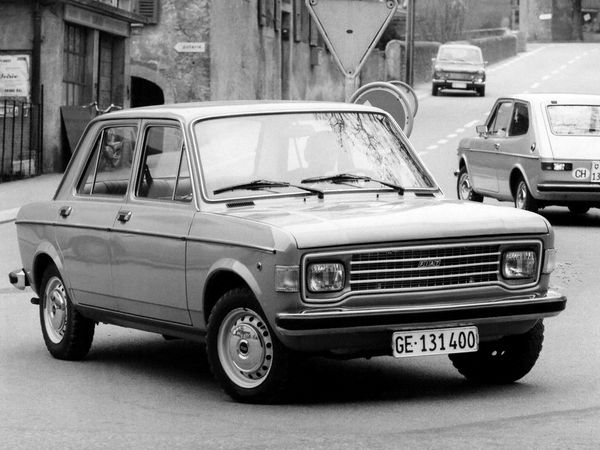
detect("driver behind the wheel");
top-left (303, 130), bottom-right (340, 178)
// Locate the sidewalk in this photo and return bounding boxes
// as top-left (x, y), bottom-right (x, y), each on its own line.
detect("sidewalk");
top-left (0, 174), bottom-right (63, 224)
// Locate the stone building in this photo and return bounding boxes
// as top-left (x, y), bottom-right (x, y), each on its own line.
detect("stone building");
top-left (0, 0), bottom-right (144, 176)
top-left (130, 0), bottom-right (350, 105)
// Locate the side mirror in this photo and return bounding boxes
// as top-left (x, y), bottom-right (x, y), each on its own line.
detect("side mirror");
top-left (484, 61), bottom-right (488, 67)
top-left (476, 125), bottom-right (488, 136)
top-left (431, 57), bottom-right (436, 63)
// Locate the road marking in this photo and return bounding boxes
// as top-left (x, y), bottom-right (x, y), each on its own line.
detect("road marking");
top-left (418, 151), bottom-right (429, 157)
top-left (455, 128), bottom-right (464, 133)
top-left (426, 145), bottom-right (438, 150)
top-left (551, 70), bottom-right (559, 75)
top-left (464, 120), bottom-right (478, 128)
top-left (568, 59), bottom-right (575, 64)
top-left (560, 65), bottom-right (567, 69)
top-left (437, 139), bottom-right (448, 144)
top-left (542, 75), bottom-right (550, 80)
top-left (531, 82), bottom-right (540, 89)
top-left (447, 133), bottom-right (457, 138)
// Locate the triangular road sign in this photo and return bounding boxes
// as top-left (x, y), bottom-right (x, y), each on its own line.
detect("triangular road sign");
top-left (306, 0), bottom-right (398, 77)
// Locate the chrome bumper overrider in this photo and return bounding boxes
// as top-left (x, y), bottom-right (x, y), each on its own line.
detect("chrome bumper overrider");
top-left (8, 269), bottom-right (29, 290)
top-left (276, 290), bottom-right (566, 332)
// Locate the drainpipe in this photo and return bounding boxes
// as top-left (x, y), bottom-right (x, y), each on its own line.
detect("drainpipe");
top-left (31, 0), bottom-right (42, 105)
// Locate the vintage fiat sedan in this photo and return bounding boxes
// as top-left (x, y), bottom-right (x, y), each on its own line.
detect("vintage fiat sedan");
top-left (457, 93), bottom-right (600, 213)
top-left (10, 101), bottom-right (565, 402)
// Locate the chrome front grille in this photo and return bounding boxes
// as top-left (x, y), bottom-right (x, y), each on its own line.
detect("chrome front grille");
top-left (447, 72), bottom-right (473, 80)
top-left (350, 244), bottom-right (501, 292)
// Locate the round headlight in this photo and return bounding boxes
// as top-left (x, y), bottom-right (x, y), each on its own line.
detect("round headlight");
top-left (307, 262), bottom-right (345, 292)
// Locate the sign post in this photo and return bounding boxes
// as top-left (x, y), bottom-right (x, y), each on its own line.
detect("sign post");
top-left (306, 0), bottom-right (398, 100)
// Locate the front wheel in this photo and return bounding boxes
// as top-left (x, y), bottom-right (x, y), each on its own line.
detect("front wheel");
top-left (207, 288), bottom-right (291, 403)
top-left (457, 166), bottom-right (483, 202)
top-left (514, 177), bottom-right (538, 212)
top-left (40, 266), bottom-right (95, 360)
top-left (432, 84), bottom-right (439, 96)
top-left (477, 86), bottom-right (485, 97)
top-left (449, 321), bottom-right (544, 384)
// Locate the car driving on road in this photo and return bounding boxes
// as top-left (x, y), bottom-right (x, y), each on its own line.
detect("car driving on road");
top-left (432, 43), bottom-right (486, 97)
top-left (456, 93), bottom-right (600, 214)
top-left (9, 101), bottom-right (565, 403)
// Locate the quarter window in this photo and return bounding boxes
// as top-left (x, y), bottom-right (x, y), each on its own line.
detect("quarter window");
top-left (136, 126), bottom-right (192, 202)
top-left (78, 126), bottom-right (137, 196)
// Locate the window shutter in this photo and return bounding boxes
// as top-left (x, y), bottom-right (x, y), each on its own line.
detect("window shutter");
top-left (135, 0), bottom-right (159, 24)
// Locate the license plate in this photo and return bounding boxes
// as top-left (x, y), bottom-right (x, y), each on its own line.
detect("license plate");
top-left (591, 161), bottom-right (600, 182)
top-left (392, 326), bottom-right (478, 358)
top-left (452, 82), bottom-right (467, 89)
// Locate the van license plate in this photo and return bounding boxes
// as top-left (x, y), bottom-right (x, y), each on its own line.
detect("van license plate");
top-left (392, 326), bottom-right (478, 358)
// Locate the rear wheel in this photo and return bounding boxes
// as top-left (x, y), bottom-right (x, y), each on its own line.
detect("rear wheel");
top-left (449, 321), bottom-right (544, 384)
top-left (207, 288), bottom-right (291, 403)
top-left (457, 166), bottom-right (483, 202)
top-left (40, 266), bottom-right (95, 360)
top-left (514, 177), bottom-right (538, 212)
top-left (568, 204), bottom-right (590, 214)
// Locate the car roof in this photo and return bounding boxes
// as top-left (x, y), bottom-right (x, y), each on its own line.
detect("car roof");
top-left (438, 43), bottom-right (481, 50)
top-left (93, 100), bottom-right (382, 123)
top-left (502, 93), bottom-right (600, 105)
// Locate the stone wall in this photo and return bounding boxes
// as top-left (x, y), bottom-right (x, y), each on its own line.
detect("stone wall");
top-left (130, 0), bottom-right (211, 103)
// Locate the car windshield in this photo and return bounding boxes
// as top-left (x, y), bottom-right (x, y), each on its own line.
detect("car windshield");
top-left (194, 111), bottom-right (435, 200)
top-left (547, 105), bottom-right (600, 136)
top-left (437, 46), bottom-right (482, 64)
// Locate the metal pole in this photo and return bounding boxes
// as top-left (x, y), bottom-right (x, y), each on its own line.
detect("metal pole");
top-left (404, 0), bottom-right (415, 86)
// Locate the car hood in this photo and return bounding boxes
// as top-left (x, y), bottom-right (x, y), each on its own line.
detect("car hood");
top-left (548, 135), bottom-right (600, 160)
top-left (436, 62), bottom-right (483, 72)
top-left (223, 198), bottom-right (548, 249)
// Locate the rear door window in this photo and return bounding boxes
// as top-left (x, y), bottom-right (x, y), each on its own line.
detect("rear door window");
top-left (78, 125), bottom-right (137, 197)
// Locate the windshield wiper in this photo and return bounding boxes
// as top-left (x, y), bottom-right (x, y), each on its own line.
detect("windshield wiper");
top-left (214, 179), bottom-right (324, 198)
top-left (301, 173), bottom-right (404, 195)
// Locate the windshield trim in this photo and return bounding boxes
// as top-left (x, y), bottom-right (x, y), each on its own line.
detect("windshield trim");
top-left (190, 110), bottom-right (440, 204)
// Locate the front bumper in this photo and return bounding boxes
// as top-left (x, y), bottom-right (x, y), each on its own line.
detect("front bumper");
top-left (8, 269), bottom-right (29, 290)
top-left (275, 290), bottom-right (566, 353)
top-left (433, 79), bottom-right (484, 91)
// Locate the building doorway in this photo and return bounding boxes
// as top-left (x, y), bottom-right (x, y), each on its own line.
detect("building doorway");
top-left (131, 77), bottom-right (164, 107)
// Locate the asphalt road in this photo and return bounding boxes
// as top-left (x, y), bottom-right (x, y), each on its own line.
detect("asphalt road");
top-left (1, 43), bottom-right (600, 449)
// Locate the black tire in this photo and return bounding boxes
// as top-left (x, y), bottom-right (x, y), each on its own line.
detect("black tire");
top-left (477, 86), bottom-right (486, 97)
top-left (514, 177), bottom-right (538, 212)
top-left (207, 288), bottom-right (291, 403)
top-left (457, 165), bottom-right (484, 202)
top-left (432, 84), bottom-right (439, 96)
top-left (39, 265), bottom-right (95, 360)
top-left (449, 321), bottom-right (544, 384)
top-left (568, 204), bottom-right (590, 214)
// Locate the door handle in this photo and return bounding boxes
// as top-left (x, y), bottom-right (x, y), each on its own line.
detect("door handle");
top-left (59, 206), bottom-right (72, 218)
top-left (494, 143), bottom-right (501, 150)
top-left (117, 210), bottom-right (132, 223)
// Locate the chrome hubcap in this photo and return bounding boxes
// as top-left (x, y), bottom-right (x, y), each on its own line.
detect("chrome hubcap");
top-left (43, 276), bottom-right (68, 344)
top-left (217, 308), bottom-right (273, 388)
top-left (458, 173), bottom-right (472, 200)
top-left (516, 183), bottom-right (527, 209)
